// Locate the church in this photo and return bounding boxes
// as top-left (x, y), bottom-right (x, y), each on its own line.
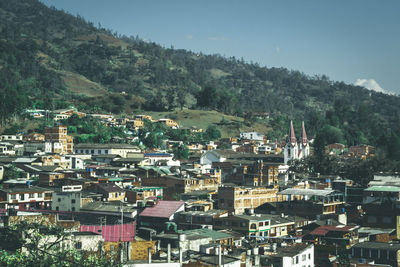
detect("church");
top-left (283, 121), bottom-right (310, 164)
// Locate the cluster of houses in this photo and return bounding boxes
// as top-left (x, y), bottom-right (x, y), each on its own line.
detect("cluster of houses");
top-left (0, 116), bottom-right (394, 267)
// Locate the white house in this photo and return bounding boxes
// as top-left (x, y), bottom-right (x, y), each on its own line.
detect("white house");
top-left (265, 243), bottom-right (314, 267)
top-left (74, 143), bottom-right (141, 157)
top-left (52, 185), bottom-right (83, 212)
top-left (240, 132), bottom-right (265, 142)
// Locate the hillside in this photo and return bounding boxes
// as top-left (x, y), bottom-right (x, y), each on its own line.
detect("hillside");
top-left (0, 0), bottom-right (400, 161)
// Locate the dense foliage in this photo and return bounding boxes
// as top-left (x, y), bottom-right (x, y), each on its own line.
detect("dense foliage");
top-left (0, 222), bottom-right (119, 267)
top-left (0, 0), bottom-right (399, 163)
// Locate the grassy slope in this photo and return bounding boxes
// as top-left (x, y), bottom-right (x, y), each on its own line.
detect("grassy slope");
top-left (144, 109), bottom-right (271, 138)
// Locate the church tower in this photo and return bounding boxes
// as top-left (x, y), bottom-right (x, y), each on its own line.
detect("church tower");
top-left (298, 121), bottom-right (310, 159)
top-left (284, 121), bottom-right (298, 164)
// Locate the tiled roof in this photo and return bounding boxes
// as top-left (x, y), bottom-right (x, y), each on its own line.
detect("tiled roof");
top-left (139, 200), bottom-right (184, 219)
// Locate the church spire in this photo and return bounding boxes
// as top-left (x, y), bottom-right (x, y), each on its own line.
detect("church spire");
top-left (301, 121), bottom-right (308, 145)
top-left (287, 120), bottom-right (297, 144)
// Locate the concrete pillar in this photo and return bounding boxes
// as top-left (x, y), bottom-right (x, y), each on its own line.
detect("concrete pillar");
top-left (167, 243), bottom-right (171, 263)
top-left (179, 247), bottom-right (183, 267)
top-left (148, 247), bottom-right (152, 264)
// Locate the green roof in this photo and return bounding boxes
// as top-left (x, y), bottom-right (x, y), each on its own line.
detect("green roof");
top-left (179, 228), bottom-right (233, 240)
top-left (365, 186), bottom-right (400, 192)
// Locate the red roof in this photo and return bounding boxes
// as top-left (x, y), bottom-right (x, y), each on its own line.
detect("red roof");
top-left (310, 225), bottom-right (355, 236)
top-left (80, 222), bottom-right (135, 242)
top-left (139, 200), bottom-right (184, 219)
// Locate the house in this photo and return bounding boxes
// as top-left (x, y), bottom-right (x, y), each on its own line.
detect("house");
top-left (175, 209), bottom-right (229, 230)
top-left (351, 242), bottom-right (400, 267)
top-left (125, 186), bottom-right (163, 206)
top-left (38, 172), bottom-right (65, 186)
top-left (0, 186), bottom-right (53, 210)
top-left (44, 125), bottom-right (73, 153)
top-left (90, 183), bottom-right (125, 201)
top-left (277, 188), bottom-right (346, 219)
top-left (348, 144), bottom-right (375, 159)
top-left (80, 201), bottom-right (138, 218)
top-left (52, 185), bottom-right (84, 212)
top-left (239, 132), bottom-right (266, 142)
top-left (213, 214), bottom-right (272, 240)
top-left (74, 143), bottom-right (141, 157)
top-left (126, 119), bottom-right (144, 129)
top-left (217, 186), bottom-right (286, 214)
top-left (1, 135), bottom-right (23, 142)
top-left (23, 132), bottom-right (45, 142)
top-left (157, 118), bottom-right (179, 128)
top-left (261, 243), bottom-right (314, 267)
top-left (138, 200), bottom-right (185, 232)
top-left (134, 114), bottom-right (153, 121)
top-left (304, 225), bottom-right (359, 249)
top-left (325, 143), bottom-right (346, 155)
top-left (144, 152), bottom-right (176, 165)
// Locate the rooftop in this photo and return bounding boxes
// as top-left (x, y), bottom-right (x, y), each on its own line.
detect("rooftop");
top-left (278, 188), bottom-right (336, 197)
top-left (353, 241), bottom-right (400, 251)
top-left (365, 186), bottom-right (400, 192)
top-left (139, 200), bottom-right (184, 219)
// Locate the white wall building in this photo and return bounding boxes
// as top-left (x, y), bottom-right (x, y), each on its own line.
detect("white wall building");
top-left (240, 132), bottom-right (265, 142)
top-left (52, 185), bottom-right (83, 212)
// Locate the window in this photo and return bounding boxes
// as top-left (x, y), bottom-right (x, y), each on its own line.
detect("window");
top-left (91, 150), bottom-right (94, 154)
top-left (308, 253), bottom-right (311, 260)
top-left (250, 223), bottom-right (257, 229)
top-left (98, 150), bottom-right (101, 154)
top-left (383, 216), bottom-right (392, 224)
top-left (85, 150), bottom-right (89, 154)
top-left (56, 207), bottom-right (59, 211)
top-left (270, 228), bottom-right (275, 234)
top-left (38, 193), bottom-right (43, 198)
top-left (10, 194), bottom-right (16, 200)
top-left (105, 150), bottom-right (109, 154)
top-left (296, 256), bottom-right (299, 264)
top-left (302, 254), bottom-right (306, 261)
top-left (58, 198), bottom-right (61, 202)
top-left (75, 242), bottom-right (82, 249)
top-left (265, 221), bottom-right (270, 226)
top-left (71, 199), bottom-right (76, 204)
top-left (29, 193), bottom-right (34, 198)
top-left (259, 222), bottom-right (264, 227)
top-left (367, 216), bottom-right (377, 223)
top-left (71, 207), bottom-right (75, 211)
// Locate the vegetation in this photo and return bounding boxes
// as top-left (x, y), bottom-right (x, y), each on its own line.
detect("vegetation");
top-left (0, 0), bottom-right (399, 167)
top-left (0, 222), bottom-right (119, 267)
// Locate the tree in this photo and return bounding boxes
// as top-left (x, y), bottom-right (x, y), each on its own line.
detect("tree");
top-left (173, 143), bottom-right (189, 159)
top-left (0, 222), bottom-right (119, 267)
top-left (204, 125), bottom-right (221, 141)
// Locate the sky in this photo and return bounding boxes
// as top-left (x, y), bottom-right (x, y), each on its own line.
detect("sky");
top-left (40, 0), bottom-right (400, 94)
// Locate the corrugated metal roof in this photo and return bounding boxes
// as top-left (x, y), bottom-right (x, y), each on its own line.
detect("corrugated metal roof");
top-left (80, 223), bottom-right (135, 242)
top-left (278, 188), bottom-right (335, 196)
top-left (365, 186), bottom-right (400, 192)
top-left (139, 200), bottom-right (184, 219)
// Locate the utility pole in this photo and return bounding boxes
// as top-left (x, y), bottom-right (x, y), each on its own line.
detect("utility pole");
top-left (120, 201), bottom-right (124, 263)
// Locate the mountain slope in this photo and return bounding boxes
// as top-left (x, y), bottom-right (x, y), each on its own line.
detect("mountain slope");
top-left (0, 0), bottom-right (400, 161)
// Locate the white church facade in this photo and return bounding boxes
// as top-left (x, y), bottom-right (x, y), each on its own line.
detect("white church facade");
top-left (284, 121), bottom-right (310, 164)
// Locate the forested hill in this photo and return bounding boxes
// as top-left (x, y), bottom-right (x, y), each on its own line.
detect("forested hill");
top-left (1, 0), bottom-right (400, 161)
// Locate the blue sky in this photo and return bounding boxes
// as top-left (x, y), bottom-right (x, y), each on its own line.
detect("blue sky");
top-left (40, 0), bottom-right (400, 94)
